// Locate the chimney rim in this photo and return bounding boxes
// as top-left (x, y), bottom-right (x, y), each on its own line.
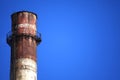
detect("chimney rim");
top-left (11, 11), bottom-right (38, 19)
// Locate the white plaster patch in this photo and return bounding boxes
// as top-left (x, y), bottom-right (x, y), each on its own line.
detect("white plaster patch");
top-left (16, 69), bottom-right (37, 80)
top-left (15, 58), bottom-right (37, 80)
top-left (16, 23), bottom-right (36, 31)
top-left (16, 58), bottom-right (37, 70)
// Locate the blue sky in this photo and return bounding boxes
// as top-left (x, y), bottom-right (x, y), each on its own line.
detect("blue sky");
top-left (0, 0), bottom-right (120, 80)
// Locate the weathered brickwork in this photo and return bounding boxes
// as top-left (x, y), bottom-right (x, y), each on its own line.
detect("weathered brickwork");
top-left (8, 11), bottom-right (41, 80)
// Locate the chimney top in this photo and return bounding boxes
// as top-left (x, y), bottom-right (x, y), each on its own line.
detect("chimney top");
top-left (11, 11), bottom-right (38, 19)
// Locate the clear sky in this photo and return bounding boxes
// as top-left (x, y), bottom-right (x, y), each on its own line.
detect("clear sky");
top-left (0, 0), bottom-right (120, 80)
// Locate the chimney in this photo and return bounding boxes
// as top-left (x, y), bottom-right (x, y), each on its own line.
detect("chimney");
top-left (7, 11), bottom-right (41, 80)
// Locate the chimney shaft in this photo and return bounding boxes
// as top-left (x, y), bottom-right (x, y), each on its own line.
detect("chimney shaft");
top-left (7, 11), bottom-right (41, 80)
